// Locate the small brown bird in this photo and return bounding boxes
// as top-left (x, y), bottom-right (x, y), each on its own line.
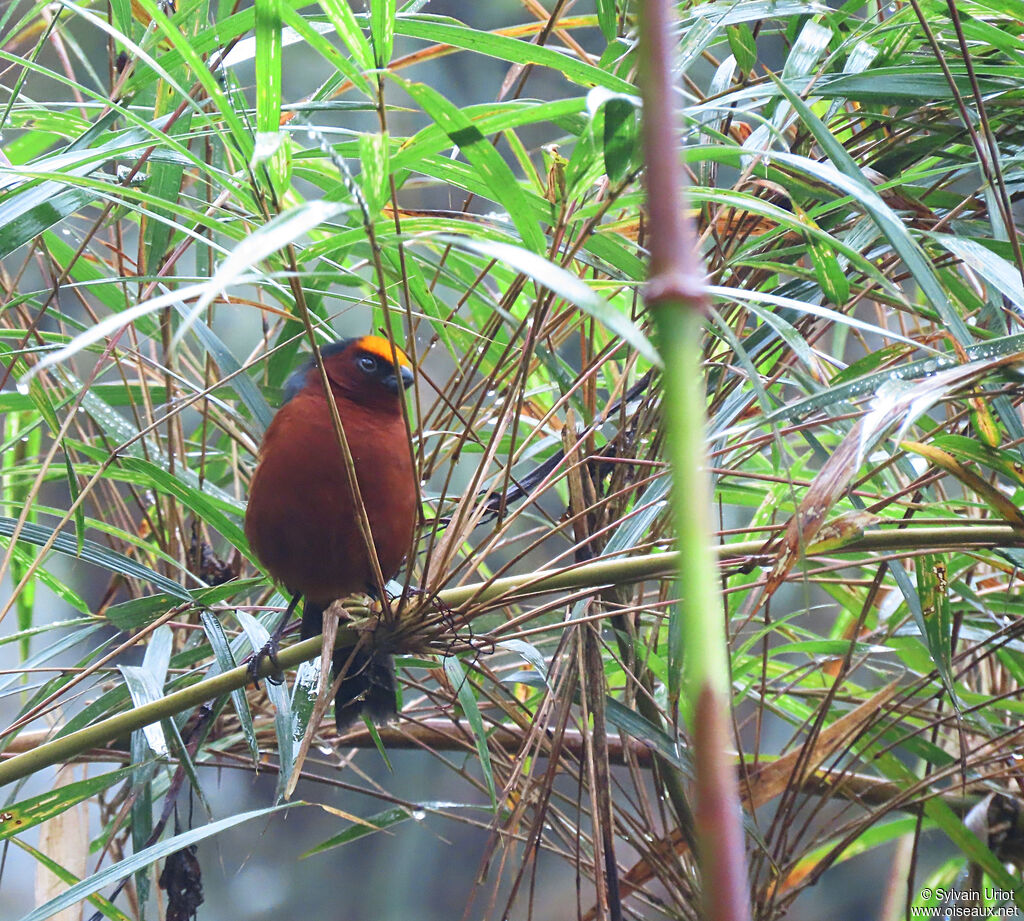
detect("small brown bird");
top-left (244, 335), bottom-right (417, 729)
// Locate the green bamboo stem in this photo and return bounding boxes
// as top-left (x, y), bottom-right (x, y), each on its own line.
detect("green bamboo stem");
top-left (1, 523), bottom-right (1019, 791)
top-left (638, 0), bottom-right (750, 916)
top-left (0, 552), bottom-right (682, 790)
top-left (656, 299), bottom-right (751, 921)
top-left (661, 310), bottom-right (729, 712)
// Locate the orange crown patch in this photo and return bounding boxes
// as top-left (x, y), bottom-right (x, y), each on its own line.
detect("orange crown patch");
top-left (355, 335), bottom-right (413, 370)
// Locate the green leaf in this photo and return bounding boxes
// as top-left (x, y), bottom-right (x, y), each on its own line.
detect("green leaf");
top-left (0, 517), bottom-right (189, 599)
top-left (290, 659), bottom-right (321, 746)
top-left (201, 612), bottom-right (259, 764)
top-left (106, 581), bottom-right (258, 631)
top-left (255, 0), bottom-right (283, 135)
top-left (396, 16), bottom-right (635, 94)
top-left (358, 132), bottom-right (389, 216)
top-left (302, 805), bottom-right (411, 856)
top-left (254, 0), bottom-right (288, 197)
top-left (9, 837), bottom-right (133, 921)
top-left (20, 804), bottom-right (297, 921)
top-left (142, 109), bottom-right (194, 274)
top-left (601, 96), bottom-right (638, 183)
top-left (496, 639), bottom-right (549, 685)
top-left (24, 201), bottom-right (346, 388)
top-left (301, 801), bottom-right (487, 857)
top-left (317, 0), bottom-right (374, 73)
top-left (371, 0), bottom-right (395, 66)
top-left (442, 656), bottom-right (496, 807)
top-left (726, 23), bottom-right (757, 73)
top-left (802, 214), bottom-right (850, 305)
top-left (872, 747), bottom-right (1024, 909)
top-left (281, 6), bottom-right (372, 97)
top-left (172, 306), bottom-right (273, 432)
top-left (115, 456), bottom-right (248, 554)
top-left (913, 555), bottom-right (961, 715)
top-left (596, 0), bottom-right (616, 41)
top-left (435, 235), bottom-right (660, 366)
top-left (119, 663), bottom-right (170, 757)
top-left (397, 78), bottom-right (546, 254)
top-left (769, 75), bottom-right (973, 345)
top-left (0, 766), bottom-right (135, 841)
top-left (237, 609), bottom-right (294, 798)
top-left (782, 20), bottom-right (832, 81)
top-left (603, 698), bottom-right (690, 775)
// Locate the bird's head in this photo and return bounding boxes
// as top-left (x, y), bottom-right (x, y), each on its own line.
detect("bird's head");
top-left (284, 335), bottom-right (415, 410)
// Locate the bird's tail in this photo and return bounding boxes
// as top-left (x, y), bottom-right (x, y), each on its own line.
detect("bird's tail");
top-left (301, 600), bottom-right (398, 731)
top-left (331, 648), bottom-right (397, 730)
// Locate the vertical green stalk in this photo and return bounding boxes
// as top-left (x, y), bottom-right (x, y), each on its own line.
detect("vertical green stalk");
top-left (659, 309), bottom-right (729, 714)
top-left (637, 1), bottom-right (750, 919)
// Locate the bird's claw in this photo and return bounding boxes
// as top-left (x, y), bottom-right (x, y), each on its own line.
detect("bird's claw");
top-left (247, 637), bottom-right (285, 688)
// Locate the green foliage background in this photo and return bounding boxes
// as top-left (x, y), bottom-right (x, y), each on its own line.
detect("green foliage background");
top-left (4, 0), bottom-right (1024, 919)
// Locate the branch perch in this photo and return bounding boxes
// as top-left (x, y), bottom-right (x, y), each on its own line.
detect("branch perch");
top-left (1, 523), bottom-right (1019, 790)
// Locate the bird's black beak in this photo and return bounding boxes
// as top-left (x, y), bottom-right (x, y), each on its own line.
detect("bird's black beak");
top-left (384, 365), bottom-right (415, 394)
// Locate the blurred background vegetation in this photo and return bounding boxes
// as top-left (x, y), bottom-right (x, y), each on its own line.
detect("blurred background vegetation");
top-left (4, 0), bottom-right (1024, 919)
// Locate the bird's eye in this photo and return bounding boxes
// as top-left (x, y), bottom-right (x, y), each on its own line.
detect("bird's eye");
top-left (358, 355), bottom-right (377, 374)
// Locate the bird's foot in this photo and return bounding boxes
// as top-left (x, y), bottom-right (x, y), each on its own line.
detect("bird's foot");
top-left (245, 591), bottom-right (302, 688)
top-left (246, 637), bottom-right (285, 688)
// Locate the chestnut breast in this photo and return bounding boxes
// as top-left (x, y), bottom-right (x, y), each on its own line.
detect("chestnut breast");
top-left (245, 385), bottom-right (417, 605)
